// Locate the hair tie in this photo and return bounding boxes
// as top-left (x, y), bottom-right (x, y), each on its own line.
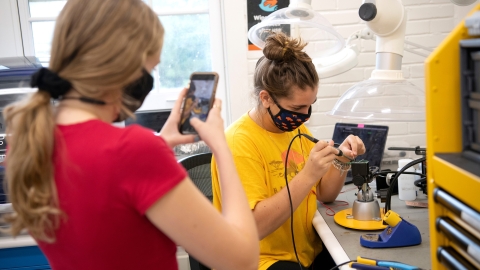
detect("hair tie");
top-left (30, 68), bottom-right (72, 99)
top-left (282, 41), bottom-right (289, 56)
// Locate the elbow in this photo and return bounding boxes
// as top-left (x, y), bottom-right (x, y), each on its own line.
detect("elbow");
top-left (316, 183), bottom-right (342, 203)
top-left (237, 250), bottom-right (259, 270)
top-left (243, 259), bottom-right (260, 270)
top-left (317, 193), bottom-right (336, 204)
top-left (218, 228), bottom-right (259, 270)
top-left (241, 244), bottom-right (260, 270)
top-left (257, 223), bottom-right (269, 240)
top-left (254, 215), bottom-right (271, 240)
top-left (226, 241), bottom-right (259, 270)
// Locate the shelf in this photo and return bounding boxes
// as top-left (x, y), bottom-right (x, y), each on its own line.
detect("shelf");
top-left (436, 153), bottom-right (480, 177)
top-left (432, 155), bottom-right (480, 213)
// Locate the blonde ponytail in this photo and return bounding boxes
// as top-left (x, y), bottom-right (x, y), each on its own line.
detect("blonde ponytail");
top-left (4, 91), bottom-right (60, 242)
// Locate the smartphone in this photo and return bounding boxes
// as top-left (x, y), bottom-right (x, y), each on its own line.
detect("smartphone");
top-left (179, 72), bottom-right (219, 134)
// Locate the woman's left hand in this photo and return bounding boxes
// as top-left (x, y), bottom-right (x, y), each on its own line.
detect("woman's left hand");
top-left (338, 135), bottom-right (366, 162)
top-left (159, 88), bottom-right (197, 148)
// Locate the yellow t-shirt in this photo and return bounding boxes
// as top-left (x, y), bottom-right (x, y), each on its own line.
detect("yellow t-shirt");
top-left (211, 113), bottom-right (322, 270)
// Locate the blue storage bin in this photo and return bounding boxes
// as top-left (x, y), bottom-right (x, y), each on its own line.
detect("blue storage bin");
top-left (0, 246), bottom-right (50, 270)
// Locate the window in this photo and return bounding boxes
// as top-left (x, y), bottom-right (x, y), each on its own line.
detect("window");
top-left (17, 0), bottom-right (226, 112)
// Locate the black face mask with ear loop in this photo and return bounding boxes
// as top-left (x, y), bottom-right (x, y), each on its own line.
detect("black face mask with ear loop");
top-left (60, 69), bottom-right (155, 122)
top-left (113, 69), bottom-right (154, 122)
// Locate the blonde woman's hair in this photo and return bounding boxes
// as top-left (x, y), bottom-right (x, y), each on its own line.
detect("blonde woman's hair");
top-left (4, 0), bottom-right (164, 242)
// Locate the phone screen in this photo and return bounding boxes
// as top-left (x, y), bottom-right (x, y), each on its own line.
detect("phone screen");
top-left (179, 73), bottom-right (218, 134)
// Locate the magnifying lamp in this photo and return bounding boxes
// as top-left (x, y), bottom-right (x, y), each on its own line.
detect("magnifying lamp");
top-left (248, 0), bottom-right (429, 122)
top-left (328, 0), bottom-right (427, 122)
top-left (247, 0), bottom-right (357, 76)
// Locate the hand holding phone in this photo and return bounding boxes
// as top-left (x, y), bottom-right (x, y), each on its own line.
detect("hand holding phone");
top-left (179, 72), bottom-right (219, 135)
top-left (188, 98), bottom-right (228, 153)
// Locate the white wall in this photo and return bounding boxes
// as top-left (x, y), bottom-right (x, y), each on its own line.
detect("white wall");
top-left (0, 0), bottom-right (23, 57)
top-left (222, 0), bottom-right (478, 163)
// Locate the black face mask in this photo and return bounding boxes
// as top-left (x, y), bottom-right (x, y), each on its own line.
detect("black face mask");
top-left (114, 69), bottom-right (154, 122)
top-left (267, 103), bottom-right (312, 132)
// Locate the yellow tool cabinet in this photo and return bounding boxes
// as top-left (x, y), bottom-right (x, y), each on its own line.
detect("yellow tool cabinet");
top-left (426, 4), bottom-right (480, 269)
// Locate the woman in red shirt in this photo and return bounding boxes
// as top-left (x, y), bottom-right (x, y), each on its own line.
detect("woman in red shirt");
top-left (3, 0), bottom-right (258, 269)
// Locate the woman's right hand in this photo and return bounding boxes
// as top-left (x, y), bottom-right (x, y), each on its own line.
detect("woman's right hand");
top-left (189, 99), bottom-right (226, 152)
top-left (302, 140), bottom-right (338, 184)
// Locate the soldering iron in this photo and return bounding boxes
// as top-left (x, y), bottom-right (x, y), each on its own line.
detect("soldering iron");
top-left (299, 133), bottom-right (354, 162)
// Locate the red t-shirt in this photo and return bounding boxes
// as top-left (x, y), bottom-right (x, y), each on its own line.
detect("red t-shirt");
top-left (37, 120), bottom-right (187, 270)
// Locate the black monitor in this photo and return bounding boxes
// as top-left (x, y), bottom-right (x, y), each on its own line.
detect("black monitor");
top-left (124, 110), bottom-right (171, 133)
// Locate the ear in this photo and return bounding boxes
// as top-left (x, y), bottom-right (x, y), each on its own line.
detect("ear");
top-left (259, 90), bottom-right (273, 108)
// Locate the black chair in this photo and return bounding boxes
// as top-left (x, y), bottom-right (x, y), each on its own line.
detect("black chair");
top-left (178, 152), bottom-right (213, 270)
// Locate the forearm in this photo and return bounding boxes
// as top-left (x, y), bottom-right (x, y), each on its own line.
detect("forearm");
top-left (316, 163), bottom-right (346, 202)
top-left (212, 145), bottom-right (257, 236)
top-left (253, 170), bottom-right (316, 239)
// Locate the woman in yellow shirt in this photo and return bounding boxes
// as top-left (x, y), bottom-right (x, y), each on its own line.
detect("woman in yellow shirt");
top-left (212, 32), bottom-right (366, 270)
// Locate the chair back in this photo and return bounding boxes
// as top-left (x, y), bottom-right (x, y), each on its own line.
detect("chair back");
top-left (179, 152), bottom-right (213, 202)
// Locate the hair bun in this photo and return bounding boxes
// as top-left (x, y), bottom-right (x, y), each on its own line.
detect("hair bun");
top-left (263, 32), bottom-right (310, 63)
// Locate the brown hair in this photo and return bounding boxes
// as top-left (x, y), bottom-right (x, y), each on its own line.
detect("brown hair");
top-left (3, 0), bottom-right (164, 242)
top-left (253, 32), bottom-right (319, 106)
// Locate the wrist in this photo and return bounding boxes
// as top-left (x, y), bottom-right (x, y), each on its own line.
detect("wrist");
top-left (158, 134), bottom-right (174, 148)
top-left (332, 159), bottom-right (351, 176)
top-left (336, 156), bottom-right (352, 163)
top-left (336, 145), bottom-right (354, 162)
top-left (209, 142), bottom-right (230, 158)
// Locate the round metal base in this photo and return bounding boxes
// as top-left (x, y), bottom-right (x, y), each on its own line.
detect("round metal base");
top-left (334, 206), bottom-right (387, 231)
top-left (352, 200), bottom-right (381, 221)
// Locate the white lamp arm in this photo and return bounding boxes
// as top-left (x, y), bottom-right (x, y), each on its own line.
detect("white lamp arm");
top-left (354, 28), bottom-right (433, 58)
top-left (345, 28), bottom-right (374, 45)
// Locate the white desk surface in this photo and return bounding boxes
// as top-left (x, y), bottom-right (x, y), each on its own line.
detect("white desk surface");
top-left (314, 184), bottom-right (431, 270)
top-left (0, 234), bottom-right (36, 249)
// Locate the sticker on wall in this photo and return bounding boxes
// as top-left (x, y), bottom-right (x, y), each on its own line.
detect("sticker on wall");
top-left (247, 0), bottom-right (290, 51)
